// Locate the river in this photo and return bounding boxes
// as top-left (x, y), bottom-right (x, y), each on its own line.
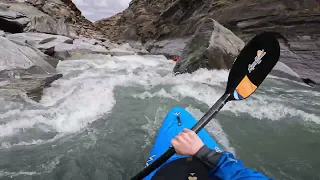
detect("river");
top-left (0, 55), bottom-right (319, 180)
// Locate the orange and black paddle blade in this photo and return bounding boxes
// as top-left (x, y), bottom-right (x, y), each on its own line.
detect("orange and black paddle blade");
top-left (226, 32), bottom-right (280, 101)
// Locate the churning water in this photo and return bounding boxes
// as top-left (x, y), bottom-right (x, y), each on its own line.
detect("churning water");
top-left (0, 55), bottom-right (319, 180)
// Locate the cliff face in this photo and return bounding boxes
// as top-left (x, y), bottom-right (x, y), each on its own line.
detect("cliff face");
top-left (95, 0), bottom-right (320, 83)
top-left (0, 0), bottom-right (105, 39)
top-left (31, 0), bottom-right (106, 39)
top-left (94, 0), bottom-right (176, 41)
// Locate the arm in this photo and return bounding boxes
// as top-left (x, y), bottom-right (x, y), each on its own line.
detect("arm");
top-left (194, 145), bottom-right (272, 180)
top-left (171, 128), bottom-right (272, 180)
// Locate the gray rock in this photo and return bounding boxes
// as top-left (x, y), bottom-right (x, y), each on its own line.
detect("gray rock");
top-left (6, 33), bottom-right (72, 47)
top-left (0, 36), bottom-right (62, 102)
top-left (108, 43), bottom-right (136, 56)
top-left (53, 40), bottom-right (109, 59)
top-left (55, 41), bottom-right (108, 53)
top-left (4, 2), bottom-right (70, 36)
top-left (0, 4), bottom-right (30, 33)
top-left (66, 54), bottom-right (112, 60)
top-left (173, 18), bottom-right (245, 74)
top-left (271, 62), bottom-right (302, 82)
top-left (278, 36), bottom-right (320, 84)
top-left (146, 38), bottom-right (190, 58)
top-left (0, 70), bottom-right (62, 102)
top-left (0, 36), bottom-right (57, 72)
top-left (0, 30), bottom-right (4, 36)
top-left (273, 62), bottom-right (301, 78)
top-left (102, 39), bottom-right (120, 49)
top-left (126, 41), bottom-right (149, 55)
top-left (75, 37), bottom-right (101, 45)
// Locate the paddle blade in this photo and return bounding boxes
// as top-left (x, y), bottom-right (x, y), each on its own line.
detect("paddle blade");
top-left (226, 32), bottom-right (280, 101)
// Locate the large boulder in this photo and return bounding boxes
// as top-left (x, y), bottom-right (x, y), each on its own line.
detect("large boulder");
top-left (6, 32), bottom-right (73, 47)
top-left (6, 32), bottom-right (73, 58)
top-left (0, 3), bottom-right (30, 33)
top-left (145, 38), bottom-right (190, 58)
top-left (0, 70), bottom-right (62, 102)
top-left (25, 0), bottom-right (106, 39)
top-left (0, 36), bottom-right (62, 102)
top-left (173, 18), bottom-right (245, 74)
top-left (4, 2), bottom-right (70, 36)
top-left (0, 36), bottom-right (57, 72)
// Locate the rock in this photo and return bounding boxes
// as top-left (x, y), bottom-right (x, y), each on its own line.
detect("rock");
top-left (5, 2), bottom-right (70, 36)
top-left (0, 4), bottom-right (30, 33)
top-left (108, 48), bottom-right (135, 56)
top-left (126, 41), bottom-right (149, 55)
top-left (0, 70), bottom-right (62, 102)
top-left (6, 32), bottom-right (74, 60)
top-left (26, 0), bottom-right (105, 39)
top-left (55, 41), bottom-right (108, 53)
top-left (66, 54), bottom-right (112, 60)
top-left (75, 37), bottom-right (101, 45)
top-left (102, 39), bottom-right (120, 49)
top-left (0, 30), bottom-right (4, 36)
top-left (6, 32), bottom-right (72, 47)
top-left (96, 0), bottom-right (320, 83)
top-left (273, 62), bottom-right (301, 78)
top-left (271, 62), bottom-right (302, 82)
top-left (302, 78), bottom-right (318, 86)
top-left (1, 0), bottom-right (106, 39)
top-left (5, 32), bottom-right (138, 60)
top-left (53, 40), bottom-right (109, 59)
top-left (145, 38), bottom-right (190, 59)
top-left (0, 36), bottom-right (62, 102)
top-left (173, 18), bottom-right (245, 74)
top-left (0, 36), bottom-right (57, 72)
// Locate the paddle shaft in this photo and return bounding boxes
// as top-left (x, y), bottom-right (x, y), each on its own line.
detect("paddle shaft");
top-left (131, 93), bottom-right (231, 180)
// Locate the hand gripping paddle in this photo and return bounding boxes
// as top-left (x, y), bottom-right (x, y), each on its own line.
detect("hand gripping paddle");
top-left (131, 32), bottom-right (281, 180)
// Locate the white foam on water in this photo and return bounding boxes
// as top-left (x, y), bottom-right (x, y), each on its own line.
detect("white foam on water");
top-left (223, 95), bottom-right (320, 124)
top-left (141, 106), bottom-right (169, 148)
top-left (132, 89), bottom-right (177, 100)
top-left (185, 106), bottom-right (236, 154)
top-left (268, 75), bottom-right (311, 87)
top-left (1, 139), bottom-right (44, 149)
top-left (41, 155), bottom-right (63, 174)
top-left (1, 54), bottom-right (319, 149)
top-left (0, 171), bottom-right (38, 178)
top-left (0, 133), bottom-right (66, 149)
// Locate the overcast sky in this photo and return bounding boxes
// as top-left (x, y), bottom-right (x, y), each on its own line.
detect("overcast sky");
top-left (72, 0), bottom-right (131, 22)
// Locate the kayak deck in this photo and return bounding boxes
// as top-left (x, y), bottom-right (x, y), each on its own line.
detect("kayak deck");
top-left (143, 106), bottom-right (223, 180)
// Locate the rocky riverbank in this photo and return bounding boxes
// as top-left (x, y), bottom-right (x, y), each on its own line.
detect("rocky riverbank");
top-left (0, 0), bottom-right (148, 102)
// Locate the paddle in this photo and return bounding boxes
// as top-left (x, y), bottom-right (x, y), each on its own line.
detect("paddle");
top-left (131, 31), bottom-right (281, 180)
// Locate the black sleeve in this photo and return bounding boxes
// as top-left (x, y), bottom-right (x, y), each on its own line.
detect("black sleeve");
top-left (194, 145), bottom-right (223, 169)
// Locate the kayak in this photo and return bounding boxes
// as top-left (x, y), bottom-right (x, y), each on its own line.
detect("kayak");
top-left (143, 106), bottom-right (223, 180)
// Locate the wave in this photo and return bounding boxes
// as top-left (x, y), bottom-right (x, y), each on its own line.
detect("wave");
top-left (1, 54), bottom-right (319, 147)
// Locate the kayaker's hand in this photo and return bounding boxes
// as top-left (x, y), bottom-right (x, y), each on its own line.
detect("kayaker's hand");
top-left (171, 128), bottom-right (204, 156)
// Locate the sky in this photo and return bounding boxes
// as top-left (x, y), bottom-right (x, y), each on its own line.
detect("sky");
top-left (72, 0), bottom-right (131, 22)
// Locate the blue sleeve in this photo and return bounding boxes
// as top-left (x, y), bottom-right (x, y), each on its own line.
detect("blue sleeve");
top-left (209, 152), bottom-right (272, 180)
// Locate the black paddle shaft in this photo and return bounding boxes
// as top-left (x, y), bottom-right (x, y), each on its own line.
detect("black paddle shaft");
top-left (131, 93), bottom-right (231, 180)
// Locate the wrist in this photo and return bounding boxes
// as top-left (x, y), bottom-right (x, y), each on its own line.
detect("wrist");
top-left (194, 145), bottom-right (223, 168)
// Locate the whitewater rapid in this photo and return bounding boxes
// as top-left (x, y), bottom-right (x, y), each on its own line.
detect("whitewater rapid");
top-left (0, 54), bottom-right (319, 179)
